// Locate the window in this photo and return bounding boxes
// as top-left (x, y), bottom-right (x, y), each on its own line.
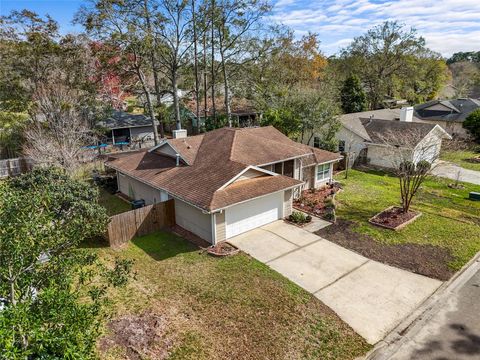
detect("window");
top-left (338, 140), bottom-right (346, 152)
top-left (316, 163), bottom-right (331, 181)
top-left (274, 162), bottom-right (283, 174)
top-left (313, 137), bottom-right (320, 148)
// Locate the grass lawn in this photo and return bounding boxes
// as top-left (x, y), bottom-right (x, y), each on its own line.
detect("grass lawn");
top-left (97, 187), bottom-right (131, 216)
top-left (440, 148), bottom-right (480, 171)
top-left (91, 231), bottom-right (370, 359)
top-left (334, 170), bottom-right (480, 271)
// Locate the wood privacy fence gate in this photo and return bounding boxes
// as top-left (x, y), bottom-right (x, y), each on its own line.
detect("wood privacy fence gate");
top-left (0, 157), bottom-right (32, 178)
top-left (106, 200), bottom-right (175, 247)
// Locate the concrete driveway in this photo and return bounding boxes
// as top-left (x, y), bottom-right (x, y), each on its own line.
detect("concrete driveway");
top-left (229, 221), bottom-right (442, 345)
top-left (432, 160), bottom-right (480, 185)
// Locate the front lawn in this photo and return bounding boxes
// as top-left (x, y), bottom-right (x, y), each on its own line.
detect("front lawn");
top-left (92, 231), bottom-right (370, 359)
top-left (326, 170), bottom-right (480, 273)
top-left (440, 148), bottom-right (480, 171)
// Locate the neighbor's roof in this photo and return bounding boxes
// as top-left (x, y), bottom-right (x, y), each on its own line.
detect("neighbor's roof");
top-left (414, 98), bottom-right (480, 122)
top-left (105, 126), bottom-right (342, 212)
top-left (360, 118), bottom-right (438, 146)
top-left (339, 108), bottom-right (424, 141)
top-left (98, 110), bottom-right (157, 130)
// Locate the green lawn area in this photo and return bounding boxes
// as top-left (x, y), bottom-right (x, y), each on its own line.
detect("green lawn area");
top-left (97, 187), bottom-right (131, 216)
top-left (92, 232), bottom-right (370, 359)
top-left (440, 148), bottom-right (480, 171)
top-left (335, 170), bottom-right (480, 270)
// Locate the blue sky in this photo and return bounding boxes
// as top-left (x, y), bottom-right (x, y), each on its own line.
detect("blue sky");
top-left (1, 0), bottom-right (480, 57)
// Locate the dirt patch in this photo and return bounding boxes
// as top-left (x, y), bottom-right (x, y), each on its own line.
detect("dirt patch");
top-left (369, 206), bottom-right (421, 230)
top-left (99, 312), bottom-right (174, 360)
top-left (317, 220), bottom-right (455, 281)
top-left (207, 242), bottom-right (239, 257)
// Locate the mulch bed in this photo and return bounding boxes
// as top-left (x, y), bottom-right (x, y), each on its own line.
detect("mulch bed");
top-left (207, 242), bottom-right (239, 257)
top-left (369, 206), bottom-right (421, 230)
top-left (317, 220), bottom-right (455, 281)
top-left (98, 312), bottom-right (173, 360)
top-left (293, 185), bottom-right (339, 217)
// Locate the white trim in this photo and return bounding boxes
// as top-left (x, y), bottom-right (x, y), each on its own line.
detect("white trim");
top-left (211, 213), bottom-right (217, 245)
top-left (257, 154), bottom-right (308, 168)
top-left (148, 140), bottom-right (190, 165)
top-left (215, 183), bottom-right (304, 212)
top-left (218, 165), bottom-right (279, 191)
top-left (300, 158), bottom-right (341, 169)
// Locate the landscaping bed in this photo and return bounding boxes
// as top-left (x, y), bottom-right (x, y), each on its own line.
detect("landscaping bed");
top-left (293, 184), bottom-right (340, 221)
top-left (369, 206), bottom-right (422, 230)
top-left (284, 210), bottom-right (312, 227)
top-left (317, 220), bottom-right (455, 281)
top-left (207, 242), bottom-right (239, 257)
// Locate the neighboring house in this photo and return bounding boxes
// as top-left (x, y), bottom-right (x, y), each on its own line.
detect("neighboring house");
top-left (98, 110), bottom-right (158, 145)
top-left (307, 107), bottom-right (451, 169)
top-left (105, 126), bottom-right (342, 244)
top-left (414, 98), bottom-right (480, 138)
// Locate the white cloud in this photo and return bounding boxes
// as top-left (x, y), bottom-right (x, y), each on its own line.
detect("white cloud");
top-left (272, 0), bottom-right (480, 56)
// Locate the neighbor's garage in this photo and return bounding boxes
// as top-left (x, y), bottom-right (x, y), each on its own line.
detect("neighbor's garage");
top-left (225, 192), bottom-right (284, 239)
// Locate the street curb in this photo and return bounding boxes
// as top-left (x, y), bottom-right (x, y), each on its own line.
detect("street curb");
top-left (364, 249), bottom-right (480, 360)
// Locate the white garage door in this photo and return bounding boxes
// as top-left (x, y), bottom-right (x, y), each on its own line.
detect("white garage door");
top-left (225, 192), bottom-right (283, 239)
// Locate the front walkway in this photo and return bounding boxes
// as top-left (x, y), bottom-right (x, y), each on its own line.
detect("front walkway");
top-left (229, 221), bottom-right (442, 345)
top-left (432, 160), bottom-right (480, 185)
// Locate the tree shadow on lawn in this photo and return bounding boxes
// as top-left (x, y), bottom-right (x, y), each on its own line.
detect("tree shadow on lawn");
top-left (131, 231), bottom-right (199, 261)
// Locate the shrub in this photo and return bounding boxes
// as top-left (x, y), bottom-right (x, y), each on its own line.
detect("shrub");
top-left (289, 211), bottom-right (311, 224)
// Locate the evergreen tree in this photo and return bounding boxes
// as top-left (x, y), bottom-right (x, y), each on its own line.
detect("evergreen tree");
top-left (340, 74), bottom-right (367, 113)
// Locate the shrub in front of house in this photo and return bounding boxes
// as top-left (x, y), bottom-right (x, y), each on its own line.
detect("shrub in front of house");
top-left (288, 211), bottom-right (312, 225)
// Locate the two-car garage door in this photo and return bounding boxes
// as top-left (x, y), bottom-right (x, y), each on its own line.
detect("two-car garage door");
top-left (225, 192), bottom-right (283, 239)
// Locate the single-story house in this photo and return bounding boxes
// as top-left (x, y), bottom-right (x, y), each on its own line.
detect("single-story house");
top-left (307, 107), bottom-right (451, 169)
top-left (105, 126), bottom-right (342, 244)
top-left (414, 98), bottom-right (480, 138)
top-left (98, 110), bottom-right (158, 145)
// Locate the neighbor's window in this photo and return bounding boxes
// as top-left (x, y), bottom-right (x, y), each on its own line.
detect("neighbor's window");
top-left (313, 137), bottom-right (320, 148)
top-left (316, 163), bottom-right (330, 181)
top-left (338, 140), bottom-right (346, 152)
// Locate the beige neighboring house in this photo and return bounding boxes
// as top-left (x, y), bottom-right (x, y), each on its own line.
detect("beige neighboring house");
top-left (306, 107), bottom-right (451, 169)
top-left (105, 126), bottom-right (342, 244)
top-left (414, 98), bottom-right (480, 138)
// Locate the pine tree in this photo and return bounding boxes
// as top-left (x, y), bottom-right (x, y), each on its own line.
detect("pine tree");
top-left (340, 74), bottom-right (367, 113)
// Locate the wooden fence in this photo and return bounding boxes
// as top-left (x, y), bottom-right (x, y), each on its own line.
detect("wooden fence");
top-left (106, 200), bottom-right (175, 248)
top-left (0, 157), bottom-right (32, 178)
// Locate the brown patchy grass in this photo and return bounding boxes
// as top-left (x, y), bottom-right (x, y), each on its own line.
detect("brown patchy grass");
top-left (92, 231), bottom-right (371, 360)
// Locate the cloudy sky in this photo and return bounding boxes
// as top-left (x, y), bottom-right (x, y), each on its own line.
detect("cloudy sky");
top-left (272, 0), bottom-right (480, 57)
top-left (1, 0), bottom-right (479, 57)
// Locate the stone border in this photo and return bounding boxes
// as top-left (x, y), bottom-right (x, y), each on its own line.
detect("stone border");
top-left (369, 206), bottom-right (422, 231)
top-left (283, 217), bottom-right (312, 228)
top-left (206, 242), bottom-right (240, 257)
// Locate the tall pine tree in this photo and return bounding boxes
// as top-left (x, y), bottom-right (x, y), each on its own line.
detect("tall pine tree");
top-left (341, 74), bottom-right (367, 113)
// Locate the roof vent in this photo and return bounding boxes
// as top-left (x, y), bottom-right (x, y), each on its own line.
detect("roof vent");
top-left (176, 154), bottom-right (181, 166)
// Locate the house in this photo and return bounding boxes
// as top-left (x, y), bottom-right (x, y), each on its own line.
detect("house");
top-left (98, 110), bottom-right (158, 146)
top-left (414, 98), bottom-right (480, 138)
top-left (307, 107), bottom-right (451, 169)
top-left (105, 126), bottom-right (342, 244)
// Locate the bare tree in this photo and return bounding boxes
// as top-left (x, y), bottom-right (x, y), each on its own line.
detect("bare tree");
top-left (377, 128), bottom-right (446, 212)
top-left (24, 83), bottom-right (96, 175)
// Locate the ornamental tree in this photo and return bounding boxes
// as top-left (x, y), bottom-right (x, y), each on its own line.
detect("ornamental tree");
top-left (0, 168), bottom-right (132, 358)
top-left (463, 108), bottom-right (480, 142)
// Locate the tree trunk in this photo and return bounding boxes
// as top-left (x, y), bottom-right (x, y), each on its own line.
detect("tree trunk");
top-left (210, 0), bottom-right (217, 125)
top-left (172, 68), bottom-right (181, 130)
top-left (192, 0), bottom-right (201, 134)
top-left (219, 45), bottom-right (231, 127)
top-left (136, 66), bottom-right (160, 145)
top-left (203, 30), bottom-right (208, 123)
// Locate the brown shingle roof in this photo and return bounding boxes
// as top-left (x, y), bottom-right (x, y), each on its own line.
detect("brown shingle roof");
top-left (106, 126), bottom-right (339, 211)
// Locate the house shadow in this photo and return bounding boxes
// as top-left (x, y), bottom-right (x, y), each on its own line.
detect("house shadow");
top-left (412, 323), bottom-right (480, 359)
top-left (131, 230), bottom-right (198, 262)
top-left (79, 236), bottom-right (110, 249)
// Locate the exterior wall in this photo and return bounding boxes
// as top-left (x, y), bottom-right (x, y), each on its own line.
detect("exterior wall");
top-left (155, 143), bottom-right (178, 157)
top-left (414, 118), bottom-right (468, 138)
top-left (413, 130), bottom-right (443, 164)
top-left (117, 172), bottom-right (166, 205)
top-left (215, 211), bottom-right (226, 243)
top-left (236, 168), bottom-right (264, 181)
top-left (130, 126), bottom-right (155, 141)
top-left (175, 199), bottom-right (213, 243)
top-left (283, 189), bottom-right (293, 217)
top-left (367, 145), bottom-right (413, 168)
top-left (336, 127), bottom-right (368, 165)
